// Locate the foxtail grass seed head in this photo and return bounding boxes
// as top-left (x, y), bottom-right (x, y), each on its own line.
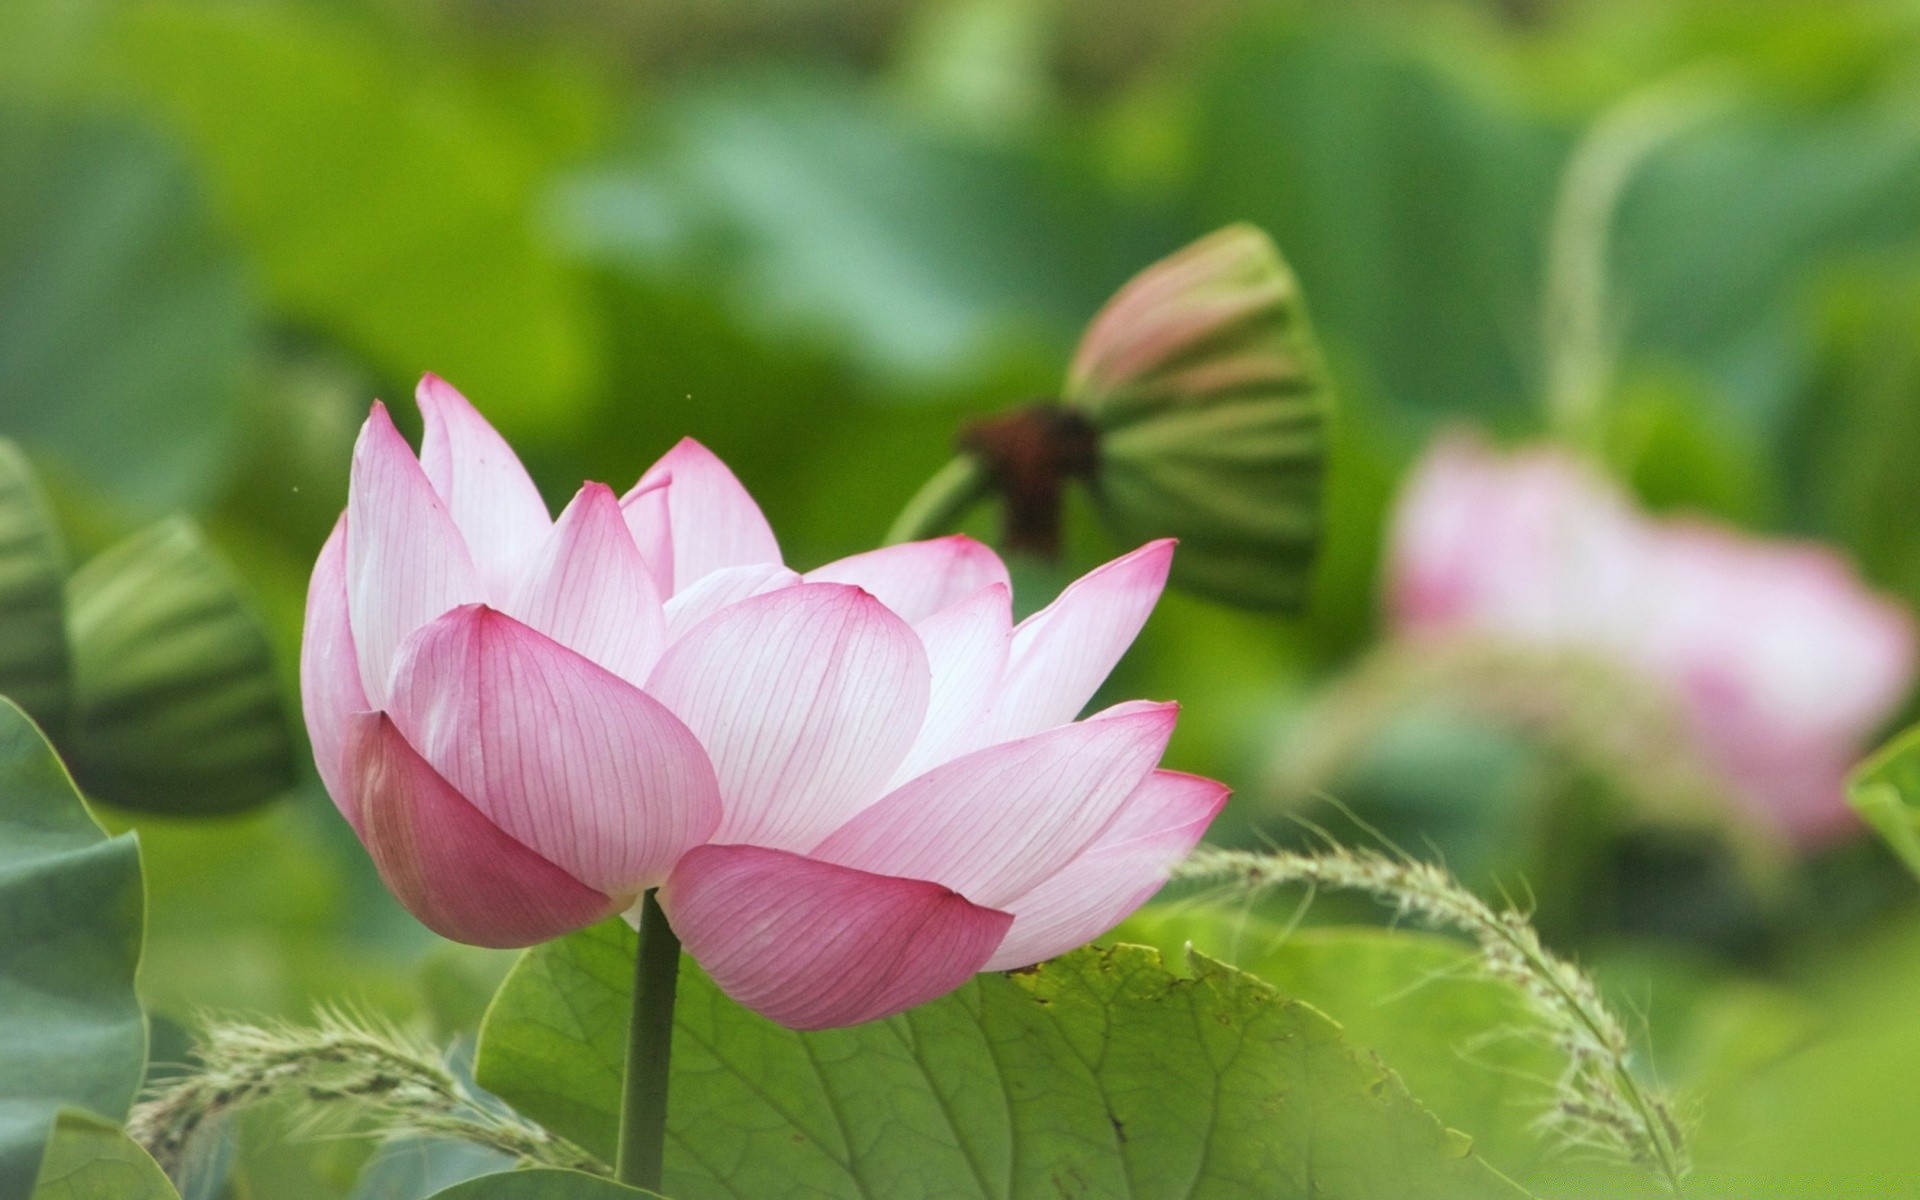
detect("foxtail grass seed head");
top-left (129, 1009), bottom-right (605, 1183)
top-left (1174, 845), bottom-right (1690, 1192)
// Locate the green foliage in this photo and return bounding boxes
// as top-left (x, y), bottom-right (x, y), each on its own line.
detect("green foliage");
top-left (1188, 21), bottom-right (1561, 423)
top-left (1613, 107), bottom-right (1920, 435)
top-left (345, 1136), bottom-right (510, 1190)
top-left (1120, 911), bottom-right (1563, 1181)
top-left (30, 1113), bottom-right (178, 1200)
top-left (0, 442), bottom-right (71, 733)
top-left (10, 1), bottom-right (1920, 1193)
top-left (127, 798), bottom-right (415, 1022)
top-left (1792, 271), bottom-right (1920, 610)
top-left (348, 1138), bottom-right (512, 1200)
top-left (426, 1170), bottom-right (656, 1200)
top-left (0, 698), bottom-right (145, 1199)
top-left (564, 75), bottom-right (1157, 383)
top-left (0, 105), bottom-right (250, 512)
top-left (65, 518), bottom-right (296, 816)
top-left (1847, 722), bottom-right (1920, 881)
top-left (473, 921), bottom-right (631, 1167)
top-left (105, 1), bottom-right (601, 433)
top-left (1678, 910), bottom-right (1920, 1194)
top-left (1599, 375), bottom-right (1770, 524)
top-left (479, 920), bottom-right (1524, 1200)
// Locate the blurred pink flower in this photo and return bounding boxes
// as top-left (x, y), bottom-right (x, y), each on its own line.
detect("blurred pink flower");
top-left (302, 375), bottom-right (1223, 1028)
top-left (1386, 434), bottom-right (1915, 845)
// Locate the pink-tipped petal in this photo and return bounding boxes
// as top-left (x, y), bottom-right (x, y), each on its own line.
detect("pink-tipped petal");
top-left (301, 515), bottom-right (369, 828)
top-left (804, 536), bottom-right (1011, 624)
top-left (346, 402), bottom-right (484, 708)
top-left (887, 584), bottom-right (1012, 786)
top-left (416, 374), bottom-right (552, 601)
top-left (660, 844), bottom-right (1012, 1030)
top-left (387, 606), bottom-right (722, 895)
top-left (813, 701), bottom-right (1177, 909)
top-left (662, 562), bottom-right (803, 643)
top-left (984, 769), bottom-right (1228, 970)
top-left (619, 474), bottom-right (675, 596)
top-left (505, 483), bottom-right (667, 687)
top-left (646, 584), bottom-right (929, 851)
top-left (973, 540), bottom-right (1175, 745)
top-left (346, 713), bottom-right (622, 948)
top-left (624, 439), bottom-right (781, 592)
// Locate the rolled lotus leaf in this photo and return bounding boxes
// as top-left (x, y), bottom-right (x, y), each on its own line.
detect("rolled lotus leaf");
top-left (0, 439), bottom-right (70, 732)
top-left (66, 517), bottom-right (296, 815)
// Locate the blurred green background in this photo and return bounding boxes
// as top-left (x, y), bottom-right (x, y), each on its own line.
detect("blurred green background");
top-left (11, 0), bottom-right (1920, 1193)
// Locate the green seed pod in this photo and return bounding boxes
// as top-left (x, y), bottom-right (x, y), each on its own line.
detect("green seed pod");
top-left (1062, 224), bottom-right (1330, 611)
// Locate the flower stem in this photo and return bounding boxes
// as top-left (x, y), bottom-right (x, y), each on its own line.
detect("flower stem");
top-left (886, 454), bottom-right (991, 545)
top-left (1540, 68), bottom-right (1731, 450)
top-left (616, 889), bottom-right (680, 1192)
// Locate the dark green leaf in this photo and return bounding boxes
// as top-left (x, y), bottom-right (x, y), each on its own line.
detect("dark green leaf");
top-left (0, 697), bottom-right (145, 1198)
top-left (0, 440), bottom-right (69, 732)
top-left (65, 519), bottom-right (295, 816)
top-left (478, 920), bottom-right (1526, 1199)
top-left (30, 1112), bottom-right (178, 1200)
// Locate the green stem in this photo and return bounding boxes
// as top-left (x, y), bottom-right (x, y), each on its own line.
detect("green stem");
top-left (616, 890), bottom-right (680, 1191)
top-left (885, 454), bottom-right (992, 545)
top-left (1540, 68), bottom-right (1731, 450)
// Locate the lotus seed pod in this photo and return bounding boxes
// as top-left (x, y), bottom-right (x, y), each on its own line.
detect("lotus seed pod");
top-left (1063, 224), bottom-right (1331, 611)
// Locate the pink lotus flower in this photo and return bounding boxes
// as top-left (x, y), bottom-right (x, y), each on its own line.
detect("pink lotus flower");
top-left (1387, 434), bottom-right (1915, 845)
top-left (302, 376), bottom-right (1224, 1028)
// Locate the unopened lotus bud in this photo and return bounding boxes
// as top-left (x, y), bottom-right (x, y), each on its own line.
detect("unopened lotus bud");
top-left (1063, 224), bottom-right (1330, 610)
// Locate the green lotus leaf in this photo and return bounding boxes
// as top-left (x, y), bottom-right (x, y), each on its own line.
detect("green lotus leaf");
top-left (0, 698), bottom-right (145, 1199)
top-left (476, 920), bottom-right (1524, 1199)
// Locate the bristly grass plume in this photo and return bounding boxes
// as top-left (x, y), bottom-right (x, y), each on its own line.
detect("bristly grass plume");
top-left (128, 1007), bottom-right (606, 1183)
top-left (1174, 844), bottom-right (1690, 1194)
